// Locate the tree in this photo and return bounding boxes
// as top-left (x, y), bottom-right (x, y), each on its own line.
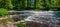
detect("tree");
top-left (27, 0), bottom-right (31, 7)
top-left (36, 0), bottom-right (44, 9)
top-left (12, 0), bottom-right (27, 9)
top-left (24, 0), bottom-right (27, 7)
top-left (12, 0), bottom-right (21, 9)
top-left (34, 0), bottom-right (36, 9)
top-left (49, 0), bottom-right (60, 10)
top-left (5, 0), bottom-right (14, 9)
top-left (0, 0), bottom-right (13, 9)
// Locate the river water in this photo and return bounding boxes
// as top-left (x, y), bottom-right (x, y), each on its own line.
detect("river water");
top-left (24, 11), bottom-right (60, 27)
top-left (9, 11), bottom-right (60, 27)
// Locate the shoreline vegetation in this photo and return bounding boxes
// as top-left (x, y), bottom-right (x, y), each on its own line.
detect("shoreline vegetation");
top-left (0, 0), bottom-right (60, 11)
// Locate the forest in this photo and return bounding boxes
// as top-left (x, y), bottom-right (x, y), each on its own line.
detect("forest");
top-left (0, 0), bottom-right (60, 11)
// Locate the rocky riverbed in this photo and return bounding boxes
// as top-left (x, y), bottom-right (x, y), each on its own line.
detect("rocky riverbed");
top-left (0, 11), bottom-right (60, 27)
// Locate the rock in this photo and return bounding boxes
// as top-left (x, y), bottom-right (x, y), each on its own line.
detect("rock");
top-left (6, 21), bottom-right (15, 27)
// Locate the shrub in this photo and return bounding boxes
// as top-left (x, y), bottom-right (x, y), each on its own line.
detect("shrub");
top-left (16, 21), bottom-right (25, 27)
top-left (0, 8), bottom-right (8, 16)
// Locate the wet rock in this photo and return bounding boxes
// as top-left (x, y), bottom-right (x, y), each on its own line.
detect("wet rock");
top-left (26, 21), bottom-right (48, 27)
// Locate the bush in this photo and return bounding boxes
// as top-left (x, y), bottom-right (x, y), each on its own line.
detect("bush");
top-left (0, 8), bottom-right (8, 16)
top-left (16, 22), bottom-right (25, 27)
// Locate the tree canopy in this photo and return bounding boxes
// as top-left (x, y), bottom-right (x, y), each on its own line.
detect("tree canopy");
top-left (0, 0), bottom-right (60, 11)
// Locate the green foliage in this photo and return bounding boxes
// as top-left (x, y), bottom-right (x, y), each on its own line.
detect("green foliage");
top-left (0, 0), bottom-right (14, 9)
top-left (0, 0), bottom-right (60, 10)
top-left (0, 8), bottom-right (8, 16)
top-left (6, 18), bottom-right (14, 22)
top-left (16, 22), bottom-right (25, 27)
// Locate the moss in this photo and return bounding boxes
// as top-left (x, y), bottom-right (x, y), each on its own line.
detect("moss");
top-left (6, 18), bottom-right (14, 22)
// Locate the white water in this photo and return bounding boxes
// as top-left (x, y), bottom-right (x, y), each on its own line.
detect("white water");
top-left (25, 11), bottom-right (55, 24)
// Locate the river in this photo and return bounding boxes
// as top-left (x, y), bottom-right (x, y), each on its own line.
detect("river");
top-left (9, 11), bottom-right (60, 27)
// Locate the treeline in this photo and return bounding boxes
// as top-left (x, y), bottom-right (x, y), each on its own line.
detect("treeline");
top-left (0, 0), bottom-right (60, 11)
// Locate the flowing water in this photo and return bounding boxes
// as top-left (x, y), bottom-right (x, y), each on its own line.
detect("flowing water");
top-left (24, 11), bottom-right (60, 27)
top-left (4, 11), bottom-right (60, 27)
